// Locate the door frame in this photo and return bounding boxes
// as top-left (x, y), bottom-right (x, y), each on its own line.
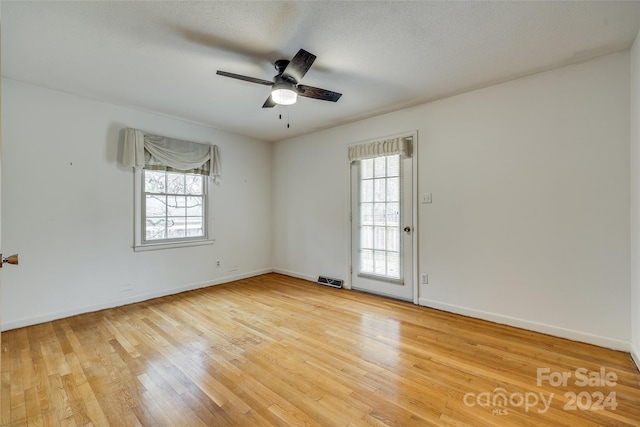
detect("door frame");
top-left (345, 130), bottom-right (418, 304)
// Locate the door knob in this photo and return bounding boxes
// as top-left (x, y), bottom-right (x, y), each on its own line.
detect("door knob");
top-left (404, 226), bottom-right (411, 233)
top-left (0, 254), bottom-right (19, 268)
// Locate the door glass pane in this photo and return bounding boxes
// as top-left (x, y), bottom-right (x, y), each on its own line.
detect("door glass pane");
top-left (387, 227), bottom-right (399, 252)
top-left (387, 252), bottom-right (400, 279)
top-left (361, 249), bottom-right (374, 272)
top-left (361, 180), bottom-right (374, 202)
top-left (374, 179), bottom-right (385, 202)
top-left (387, 155), bottom-right (399, 177)
top-left (373, 227), bottom-right (386, 250)
top-left (358, 154), bottom-right (403, 281)
top-left (374, 251), bottom-right (386, 275)
top-left (374, 157), bottom-right (386, 177)
top-left (386, 177), bottom-right (399, 202)
top-left (361, 203), bottom-right (374, 225)
top-left (386, 203), bottom-right (400, 226)
top-left (361, 159), bottom-right (374, 179)
top-left (361, 225), bottom-right (373, 249)
top-left (373, 204), bottom-right (386, 225)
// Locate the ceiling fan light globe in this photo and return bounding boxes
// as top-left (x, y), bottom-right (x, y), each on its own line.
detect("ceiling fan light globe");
top-left (272, 88), bottom-right (297, 105)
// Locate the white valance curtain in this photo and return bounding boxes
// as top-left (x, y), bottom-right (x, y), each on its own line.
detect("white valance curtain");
top-left (123, 128), bottom-right (220, 180)
top-left (348, 137), bottom-right (412, 162)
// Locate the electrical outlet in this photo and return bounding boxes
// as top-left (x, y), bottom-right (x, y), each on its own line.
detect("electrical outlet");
top-left (216, 260), bottom-right (220, 268)
top-left (422, 274), bottom-right (428, 284)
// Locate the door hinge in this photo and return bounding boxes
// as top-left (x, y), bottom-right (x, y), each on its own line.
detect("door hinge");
top-left (0, 254), bottom-right (19, 268)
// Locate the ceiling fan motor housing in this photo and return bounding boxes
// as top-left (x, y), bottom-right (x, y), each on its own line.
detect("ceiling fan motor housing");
top-left (274, 59), bottom-right (290, 75)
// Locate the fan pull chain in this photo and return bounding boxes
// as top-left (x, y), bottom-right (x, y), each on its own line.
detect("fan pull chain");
top-left (276, 106), bottom-right (290, 129)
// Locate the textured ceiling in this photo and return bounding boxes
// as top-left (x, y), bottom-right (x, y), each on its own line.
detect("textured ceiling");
top-left (3, 1), bottom-right (640, 142)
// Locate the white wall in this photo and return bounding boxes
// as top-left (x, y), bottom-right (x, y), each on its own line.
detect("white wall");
top-left (1, 79), bottom-right (272, 330)
top-left (631, 30), bottom-right (640, 368)
top-left (273, 52), bottom-right (631, 350)
top-left (2, 52), bottom-right (634, 354)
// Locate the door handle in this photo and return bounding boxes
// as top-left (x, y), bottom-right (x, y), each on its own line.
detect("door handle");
top-left (404, 226), bottom-right (411, 233)
top-left (0, 254), bottom-right (19, 268)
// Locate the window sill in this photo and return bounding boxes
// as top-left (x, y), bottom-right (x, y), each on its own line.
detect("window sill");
top-left (133, 239), bottom-right (215, 252)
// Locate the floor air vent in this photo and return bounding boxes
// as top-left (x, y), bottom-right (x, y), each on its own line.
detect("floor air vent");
top-left (317, 276), bottom-right (343, 289)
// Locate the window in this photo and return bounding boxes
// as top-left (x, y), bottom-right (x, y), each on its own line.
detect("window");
top-left (123, 128), bottom-right (219, 251)
top-left (142, 170), bottom-right (207, 243)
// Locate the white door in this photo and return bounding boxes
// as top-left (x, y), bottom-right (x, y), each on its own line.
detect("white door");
top-left (1, 19), bottom-right (3, 366)
top-left (351, 152), bottom-right (414, 301)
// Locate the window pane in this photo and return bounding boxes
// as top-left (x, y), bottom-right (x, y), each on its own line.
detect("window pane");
top-left (387, 155), bottom-right (399, 177)
top-left (361, 159), bottom-right (373, 179)
top-left (167, 196), bottom-right (186, 216)
top-left (146, 195), bottom-right (166, 217)
top-left (386, 177), bottom-right (399, 202)
top-left (167, 217), bottom-right (186, 238)
top-left (167, 172), bottom-right (185, 194)
top-left (185, 175), bottom-right (203, 195)
top-left (146, 218), bottom-right (166, 240)
top-left (186, 217), bottom-right (204, 237)
top-left (144, 171), bottom-right (166, 193)
top-left (374, 157), bottom-right (386, 177)
top-left (186, 196), bottom-right (203, 217)
top-left (142, 170), bottom-right (207, 244)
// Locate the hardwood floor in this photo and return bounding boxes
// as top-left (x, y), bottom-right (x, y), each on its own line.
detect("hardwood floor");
top-left (1, 273), bottom-right (639, 426)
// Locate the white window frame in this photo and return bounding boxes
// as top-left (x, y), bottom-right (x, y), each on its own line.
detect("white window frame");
top-left (133, 168), bottom-right (215, 252)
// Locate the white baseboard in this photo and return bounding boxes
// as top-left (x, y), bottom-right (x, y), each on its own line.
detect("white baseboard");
top-left (419, 298), bottom-right (630, 352)
top-left (631, 342), bottom-right (640, 373)
top-left (1, 268), bottom-right (273, 331)
top-left (272, 268), bottom-right (317, 283)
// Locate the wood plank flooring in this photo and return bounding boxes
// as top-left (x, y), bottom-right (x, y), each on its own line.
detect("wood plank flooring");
top-left (1, 273), bottom-right (639, 426)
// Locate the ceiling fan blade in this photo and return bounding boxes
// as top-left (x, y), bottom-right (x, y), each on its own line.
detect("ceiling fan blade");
top-left (216, 70), bottom-right (274, 86)
top-left (262, 95), bottom-right (276, 108)
top-left (297, 85), bottom-right (342, 102)
top-left (281, 49), bottom-right (316, 83)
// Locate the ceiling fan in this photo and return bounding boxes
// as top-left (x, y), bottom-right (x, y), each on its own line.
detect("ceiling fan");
top-left (216, 49), bottom-right (342, 108)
